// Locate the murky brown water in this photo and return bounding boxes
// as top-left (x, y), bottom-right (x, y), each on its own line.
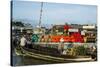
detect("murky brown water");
top-left (12, 52), bottom-right (55, 66)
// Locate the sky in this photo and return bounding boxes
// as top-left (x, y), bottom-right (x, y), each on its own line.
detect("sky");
top-left (12, 1), bottom-right (97, 26)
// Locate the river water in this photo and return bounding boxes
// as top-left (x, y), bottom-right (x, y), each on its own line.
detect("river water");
top-left (12, 50), bottom-right (55, 66)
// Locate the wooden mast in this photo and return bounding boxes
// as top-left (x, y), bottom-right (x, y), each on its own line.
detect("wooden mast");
top-left (39, 2), bottom-right (43, 28)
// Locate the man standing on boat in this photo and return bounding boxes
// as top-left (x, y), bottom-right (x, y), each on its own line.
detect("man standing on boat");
top-left (58, 37), bottom-right (64, 54)
top-left (20, 35), bottom-right (27, 47)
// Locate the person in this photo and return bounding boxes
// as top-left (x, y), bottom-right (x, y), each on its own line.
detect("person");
top-left (58, 37), bottom-right (64, 54)
top-left (91, 46), bottom-right (97, 60)
top-left (26, 34), bottom-right (32, 49)
top-left (12, 35), bottom-right (16, 52)
top-left (20, 35), bottom-right (27, 47)
top-left (12, 35), bottom-right (19, 49)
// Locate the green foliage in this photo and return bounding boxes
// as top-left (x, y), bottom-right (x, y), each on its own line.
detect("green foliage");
top-left (66, 46), bottom-right (87, 56)
top-left (76, 46), bottom-right (87, 55)
top-left (12, 21), bottom-right (24, 27)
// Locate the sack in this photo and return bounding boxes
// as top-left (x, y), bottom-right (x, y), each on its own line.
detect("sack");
top-left (62, 50), bottom-right (67, 55)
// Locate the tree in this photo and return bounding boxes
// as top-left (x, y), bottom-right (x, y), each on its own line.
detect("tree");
top-left (12, 21), bottom-right (24, 27)
top-left (65, 22), bottom-right (69, 25)
top-left (24, 23), bottom-right (32, 27)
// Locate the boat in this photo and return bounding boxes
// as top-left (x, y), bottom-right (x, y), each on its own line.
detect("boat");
top-left (15, 44), bottom-right (93, 63)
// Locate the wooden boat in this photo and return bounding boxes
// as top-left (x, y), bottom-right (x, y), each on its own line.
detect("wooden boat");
top-left (15, 43), bottom-right (93, 63)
